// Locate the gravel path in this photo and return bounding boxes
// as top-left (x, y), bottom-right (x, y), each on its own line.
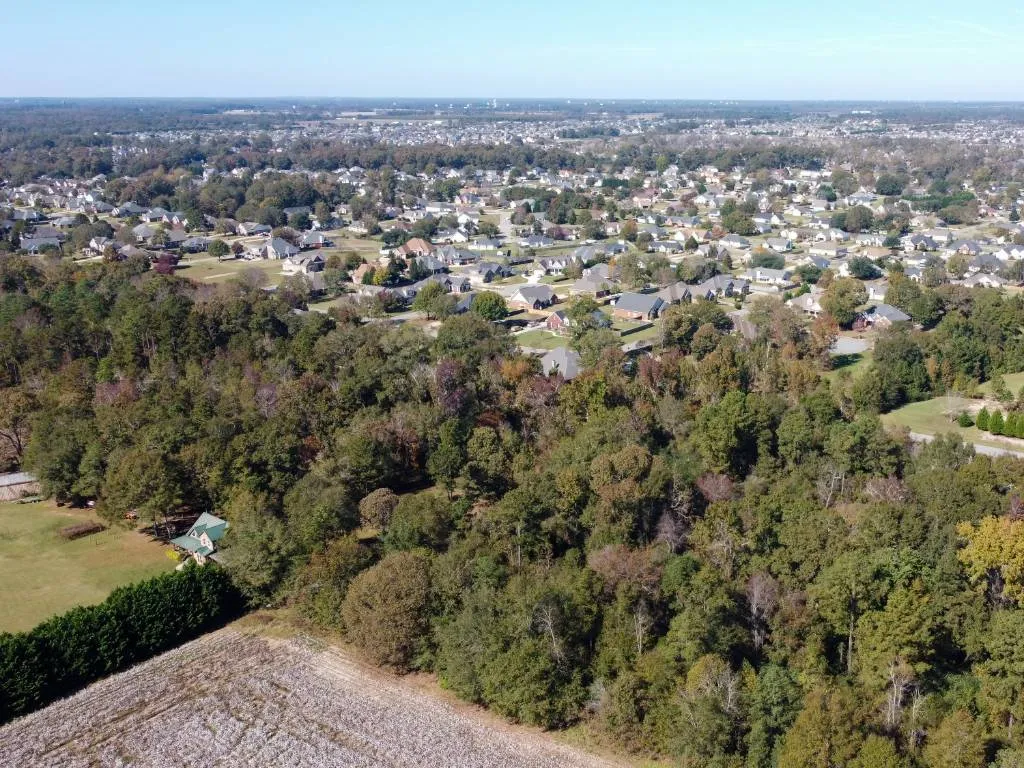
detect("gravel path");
top-left (0, 627), bottom-right (625, 768)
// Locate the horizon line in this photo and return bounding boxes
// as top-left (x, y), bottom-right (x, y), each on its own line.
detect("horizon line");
top-left (2, 96), bottom-right (1024, 105)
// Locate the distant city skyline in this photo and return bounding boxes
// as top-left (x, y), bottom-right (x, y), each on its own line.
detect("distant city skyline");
top-left (4, 0), bottom-right (1024, 100)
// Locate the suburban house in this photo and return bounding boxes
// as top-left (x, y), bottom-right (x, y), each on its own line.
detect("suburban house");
top-left (545, 309), bottom-right (611, 335)
top-left (434, 245), bottom-right (478, 266)
top-left (282, 253), bottom-right (326, 276)
top-left (88, 236), bottom-right (115, 254)
top-left (20, 236), bottom-right (63, 253)
top-left (656, 281), bottom-right (693, 306)
top-left (300, 232), bottom-right (332, 249)
top-left (945, 239), bottom-right (983, 257)
top-left (472, 237), bottom-right (503, 251)
top-left (963, 273), bottom-right (1007, 288)
top-left (237, 222), bottom-right (272, 236)
top-left (414, 255), bottom-right (447, 274)
top-left (181, 236), bottom-right (210, 253)
top-left (858, 303), bottom-right (911, 328)
top-left (766, 238), bottom-right (794, 253)
top-left (415, 274), bottom-right (472, 294)
top-left (397, 237), bottom-right (435, 258)
top-left (508, 285), bottom-right (556, 311)
top-left (519, 234), bottom-right (556, 249)
top-left (694, 275), bottom-right (750, 299)
top-left (250, 237), bottom-right (300, 260)
top-left (468, 262), bottom-right (511, 284)
top-left (570, 274), bottom-right (617, 298)
top-left (743, 267), bottom-right (794, 287)
top-left (786, 292), bottom-right (824, 316)
top-left (433, 228), bottom-right (469, 244)
top-left (809, 242), bottom-right (848, 258)
top-left (538, 255), bottom-right (581, 275)
top-left (613, 292), bottom-right (666, 321)
top-left (801, 254), bottom-right (831, 270)
top-left (903, 234), bottom-right (936, 251)
top-left (132, 223), bottom-right (157, 243)
top-left (541, 346), bottom-right (583, 380)
top-left (855, 233), bottom-right (887, 248)
top-left (720, 234), bottom-right (751, 249)
top-left (170, 512), bottom-right (229, 567)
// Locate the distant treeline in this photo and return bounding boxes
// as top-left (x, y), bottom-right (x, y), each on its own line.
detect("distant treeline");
top-left (0, 566), bottom-right (243, 724)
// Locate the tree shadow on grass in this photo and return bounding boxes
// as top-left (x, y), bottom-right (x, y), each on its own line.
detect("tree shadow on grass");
top-left (830, 352), bottom-right (863, 371)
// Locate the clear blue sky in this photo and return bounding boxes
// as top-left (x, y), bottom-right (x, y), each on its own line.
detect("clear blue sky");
top-left (4, 0), bottom-right (1024, 99)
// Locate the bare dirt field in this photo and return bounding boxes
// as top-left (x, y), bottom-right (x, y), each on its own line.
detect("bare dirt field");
top-left (0, 625), bottom-right (626, 768)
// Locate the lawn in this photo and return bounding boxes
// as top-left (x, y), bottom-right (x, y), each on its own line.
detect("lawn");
top-left (978, 371), bottom-right (1024, 396)
top-left (0, 499), bottom-right (172, 632)
top-left (880, 395), bottom-right (972, 435)
top-left (175, 256), bottom-right (286, 285)
top-left (881, 395), bottom-right (1024, 453)
top-left (823, 349), bottom-right (874, 384)
top-left (515, 329), bottom-right (567, 350)
top-left (621, 323), bottom-right (661, 344)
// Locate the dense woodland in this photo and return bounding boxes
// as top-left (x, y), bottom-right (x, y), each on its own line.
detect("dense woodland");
top-left (3, 249), bottom-right (1024, 767)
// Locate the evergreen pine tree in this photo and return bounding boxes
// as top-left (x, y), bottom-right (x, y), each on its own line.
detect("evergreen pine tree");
top-left (976, 407), bottom-right (990, 431)
top-left (990, 410), bottom-right (1005, 435)
top-left (1005, 412), bottom-right (1019, 439)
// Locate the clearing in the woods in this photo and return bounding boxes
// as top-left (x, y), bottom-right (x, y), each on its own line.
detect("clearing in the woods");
top-left (0, 499), bottom-right (171, 632)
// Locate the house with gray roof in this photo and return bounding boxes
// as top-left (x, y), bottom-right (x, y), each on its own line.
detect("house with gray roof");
top-left (612, 292), bottom-right (666, 320)
top-left (743, 267), bottom-right (794, 287)
top-left (508, 285), bottom-right (556, 310)
top-left (20, 236), bottom-right (62, 253)
top-left (657, 281), bottom-right (692, 305)
top-left (414, 255), bottom-right (447, 274)
top-left (541, 346), bottom-right (583, 380)
top-left (265, 237), bottom-right (300, 260)
top-left (694, 275), bottom-right (750, 300)
top-left (859, 303), bottom-right (911, 328)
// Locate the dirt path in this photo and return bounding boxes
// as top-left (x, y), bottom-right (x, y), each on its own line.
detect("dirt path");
top-left (0, 626), bottom-right (628, 768)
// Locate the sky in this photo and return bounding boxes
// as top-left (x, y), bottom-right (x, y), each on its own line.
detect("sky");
top-left (4, 0), bottom-right (1024, 100)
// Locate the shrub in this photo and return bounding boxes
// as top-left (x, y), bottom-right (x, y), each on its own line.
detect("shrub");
top-left (0, 566), bottom-right (243, 724)
top-left (358, 488), bottom-right (399, 530)
top-left (990, 410), bottom-right (1005, 435)
top-left (957, 411), bottom-right (974, 428)
top-left (976, 407), bottom-right (990, 431)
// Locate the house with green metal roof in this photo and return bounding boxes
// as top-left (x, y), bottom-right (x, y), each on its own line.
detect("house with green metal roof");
top-left (170, 512), bottom-right (229, 566)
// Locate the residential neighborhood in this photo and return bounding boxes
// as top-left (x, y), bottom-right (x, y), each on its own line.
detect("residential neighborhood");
top-left (6, 95), bottom-right (1024, 768)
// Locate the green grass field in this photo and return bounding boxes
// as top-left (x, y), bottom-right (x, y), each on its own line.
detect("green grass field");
top-left (175, 256), bottom-right (286, 285)
top-left (0, 500), bottom-right (172, 632)
top-left (823, 350), bottom-right (874, 384)
top-left (881, 395), bottom-right (1024, 452)
top-left (978, 371), bottom-right (1024, 395)
top-left (515, 329), bottom-right (567, 350)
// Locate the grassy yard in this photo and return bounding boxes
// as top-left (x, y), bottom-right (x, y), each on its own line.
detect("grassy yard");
top-left (308, 295), bottom-right (352, 313)
top-left (515, 329), bottom-right (567, 350)
top-left (880, 395), bottom-right (971, 435)
top-left (0, 500), bottom-right (172, 632)
top-left (881, 395), bottom-right (1024, 452)
top-left (175, 256), bottom-right (286, 285)
top-left (621, 323), bottom-right (661, 343)
top-left (823, 349), bottom-right (874, 384)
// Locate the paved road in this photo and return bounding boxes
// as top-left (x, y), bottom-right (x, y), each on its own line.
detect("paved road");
top-left (907, 431), bottom-right (1024, 459)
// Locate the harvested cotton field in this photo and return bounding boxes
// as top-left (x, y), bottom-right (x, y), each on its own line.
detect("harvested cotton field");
top-left (0, 626), bottom-right (625, 768)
